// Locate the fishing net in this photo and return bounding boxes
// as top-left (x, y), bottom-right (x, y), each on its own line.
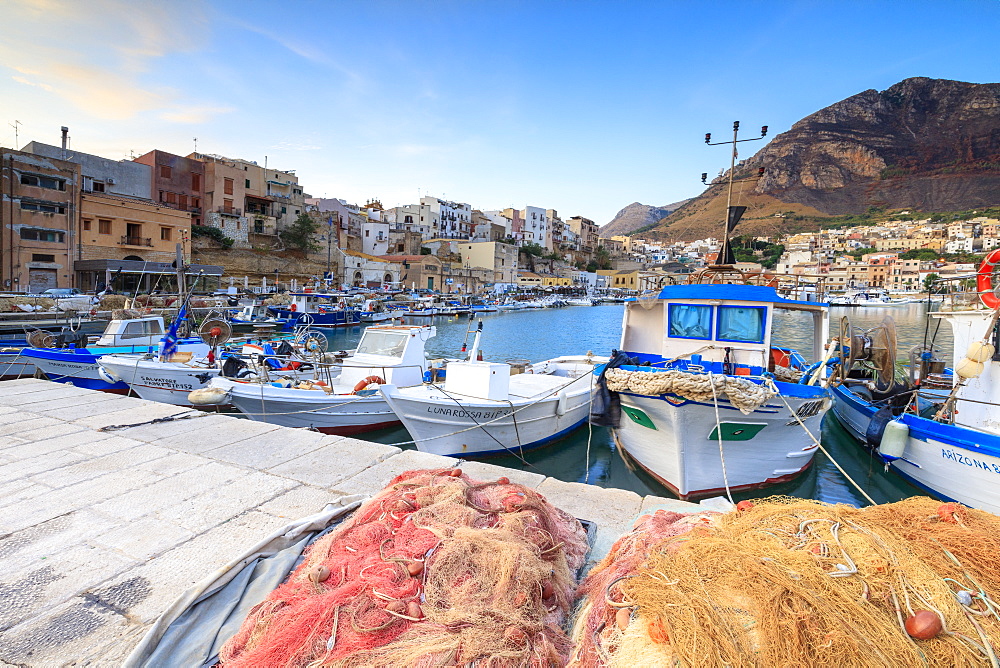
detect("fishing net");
top-left (570, 497), bottom-right (1000, 667)
top-left (219, 468), bottom-right (589, 667)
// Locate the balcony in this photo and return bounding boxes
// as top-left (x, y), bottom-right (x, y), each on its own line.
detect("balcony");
top-left (120, 236), bottom-right (153, 247)
top-left (218, 206), bottom-right (242, 216)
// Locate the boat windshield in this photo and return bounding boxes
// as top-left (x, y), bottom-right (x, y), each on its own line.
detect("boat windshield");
top-left (356, 330), bottom-right (408, 357)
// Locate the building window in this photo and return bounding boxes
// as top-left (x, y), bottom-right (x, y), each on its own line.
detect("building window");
top-left (193, 198), bottom-right (200, 209)
top-left (83, 219), bottom-right (92, 231)
top-left (192, 173), bottom-right (201, 191)
top-left (165, 192), bottom-right (177, 205)
top-left (20, 173), bottom-right (66, 190)
top-left (160, 165), bottom-right (171, 179)
top-left (245, 179), bottom-right (250, 189)
top-left (19, 200), bottom-right (66, 214)
top-left (224, 178), bottom-right (234, 195)
top-left (179, 194), bottom-right (188, 209)
top-left (98, 219), bottom-right (112, 234)
top-left (236, 220), bottom-right (241, 230)
top-left (223, 198), bottom-right (234, 213)
top-left (91, 181), bottom-right (105, 192)
top-left (160, 227), bottom-right (171, 241)
top-left (32, 254), bottom-right (55, 262)
top-left (19, 228), bottom-right (65, 243)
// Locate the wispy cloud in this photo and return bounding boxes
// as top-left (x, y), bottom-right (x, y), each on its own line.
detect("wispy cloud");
top-left (235, 21), bottom-right (364, 85)
top-left (0, 0), bottom-right (228, 123)
top-left (269, 141), bottom-right (323, 151)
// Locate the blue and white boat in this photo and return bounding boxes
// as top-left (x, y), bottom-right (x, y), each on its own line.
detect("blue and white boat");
top-left (831, 303), bottom-right (1000, 515)
top-left (23, 315), bottom-right (209, 393)
top-left (267, 292), bottom-right (361, 327)
top-left (598, 278), bottom-right (832, 499)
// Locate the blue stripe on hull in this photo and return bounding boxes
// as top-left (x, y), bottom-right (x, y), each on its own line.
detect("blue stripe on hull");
top-left (435, 417), bottom-right (586, 458)
top-left (45, 374), bottom-right (129, 392)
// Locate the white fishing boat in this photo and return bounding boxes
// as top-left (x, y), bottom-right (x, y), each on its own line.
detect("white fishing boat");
top-left (596, 120), bottom-right (832, 499)
top-left (829, 263), bottom-right (1000, 514)
top-left (380, 322), bottom-right (607, 456)
top-left (358, 298), bottom-right (397, 323)
top-left (828, 288), bottom-right (912, 307)
top-left (201, 324), bottom-right (435, 435)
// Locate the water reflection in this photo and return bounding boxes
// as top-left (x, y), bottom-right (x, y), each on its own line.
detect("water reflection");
top-left (324, 303), bottom-right (944, 507)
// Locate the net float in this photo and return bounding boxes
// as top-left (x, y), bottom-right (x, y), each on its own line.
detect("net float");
top-left (407, 561), bottom-right (424, 577)
top-left (905, 610), bottom-right (942, 639)
top-left (407, 601), bottom-right (423, 619)
top-left (386, 600), bottom-right (406, 614)
top-left (449, 468), bottom-right (463, 477)
top-left (308, 565), bottom-right (331, 584)
top-left (497, 476), bottom-right (510, 485)
top-left (541, 581), bottom-right (554, 599)
top-left (616, 607), bottom-right (631, 631)
top-left (736, 500), bottom-right (755, 512)
top-left (504, 626), bottom-right (527, 644)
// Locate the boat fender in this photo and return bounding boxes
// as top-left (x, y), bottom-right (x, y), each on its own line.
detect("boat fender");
top-left (878, 418), bottom-right (909, 462)
top-left (188, 386), bottom-right (229, 405)
top-left (97, 365), bottom-right (120, 385)
top-left (955, 357), bottom-right (985, 379)
top-left (352, 375), bottom-right (386, 394)
top-left (556, 390), bottom-right (568, 417)
top-left (865, 406), bottom-right (896, 448)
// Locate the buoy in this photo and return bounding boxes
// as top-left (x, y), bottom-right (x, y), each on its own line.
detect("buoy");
top-left (406, 601), bottom-right (423, 619)
top-left (877, 419), bottom-right (909, 461)
top-left (406, 561), bottom-right (424, 577)
top-left (736, 500), bottom-right (755, 512)
top-left (97, 365), bottom-right (120, 385)
top-left (308, 565), bottom-right (331, 584)
top-left (904, 610), bottom-right (942, 639)
top-left (955, 357), bottom-right (985, 379)
top-left (188, 386), bottom-right (229, 405)
top-left (616, 607), bottom-right (631, 631)
top-left (386, 600), bottom-right (406, 615)
top-left (966, 341), bottom-right (995, 363)
top-left (352, 375), bottom-right (385, 393)
top-left (209, 326), bottom-right (222, 338)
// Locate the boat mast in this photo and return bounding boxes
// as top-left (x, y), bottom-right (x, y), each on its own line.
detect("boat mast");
top-left (704, 121), bottom-right (768, 266)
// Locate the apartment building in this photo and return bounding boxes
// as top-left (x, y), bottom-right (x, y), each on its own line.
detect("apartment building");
top-left (456, 240), bottom-right (518, 283)
top-left (133, 150), bottom-right (204, 226)
top-left (0, 148), bottom-right (79, 291)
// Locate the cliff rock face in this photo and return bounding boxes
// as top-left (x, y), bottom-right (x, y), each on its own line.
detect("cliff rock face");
top-left (601, 199), bottom-right (689, 237)
top-left (747, 77), bottom-right (1000, 214)
top-left (655, 78), bottom-right (1000, 239)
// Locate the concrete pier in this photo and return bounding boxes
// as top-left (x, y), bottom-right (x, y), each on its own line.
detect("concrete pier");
top-left (0, 379), bottom-right (701, 665)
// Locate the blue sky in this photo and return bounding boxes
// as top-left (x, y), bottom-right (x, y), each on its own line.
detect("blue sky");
top-left (1, 0), bottom-right (997, 224)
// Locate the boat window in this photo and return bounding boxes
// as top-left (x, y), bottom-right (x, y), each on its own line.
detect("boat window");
top-left (716, 306), bottom-right (766, 343)
top-left (121, 320), bottom-right (163, 339)
top-left (667, 303), bottom-right (713, 340)
top-left (356, 330), bottom-right (408, 357)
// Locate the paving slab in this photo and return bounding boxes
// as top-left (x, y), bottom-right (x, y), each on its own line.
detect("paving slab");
top-left (638, 494), bottom-right (705, 516)
top-left (153, 415), bottom-right (281, 452)
top-left (73, 404), bottom-right (194, 430)
top-left (27, 443), bottom-right (171, 489)
top-left (257, 485), bottom-right (347, 520)
top-left (266, 436), bottom-right (400, 487)
top-left (332, 447), bottom-right (455, 496)
top-left (209, 427), bottom-right (327, 469)
top-left (0, 428), bottom-right (111, 462)
top-left (535, 477), bottom-right (643, 564)
top-left (455, 459), bottom-right (546, 488)
top-left (155, 470), bottom-right (298, 534)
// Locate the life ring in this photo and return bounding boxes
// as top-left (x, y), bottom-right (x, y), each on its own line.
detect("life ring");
top-left (338, 301), bottom-right (346, 308)
top-left (977, 249), bottom-right (1000, 308)
top-left (352, 375), bottom-right (385, 393)
top-left (289, 303), bottom-right (298, 312)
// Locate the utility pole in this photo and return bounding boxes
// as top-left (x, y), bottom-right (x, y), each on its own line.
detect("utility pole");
top-left (175, 242), bottom-right (186, 304)
top-left (703, 121), bottom-right (768, 265)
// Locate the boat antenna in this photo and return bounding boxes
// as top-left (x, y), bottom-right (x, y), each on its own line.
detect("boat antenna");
top-left (703, 121), bottom-right (768, 266)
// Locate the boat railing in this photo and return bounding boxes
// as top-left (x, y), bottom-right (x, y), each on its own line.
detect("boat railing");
top-left (650, 267), bottom-right (828, 300)
top-left (925, 274), bottom-right (992, 311)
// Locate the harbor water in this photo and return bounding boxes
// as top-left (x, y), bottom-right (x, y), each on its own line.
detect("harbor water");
top-left (319, 302), bottom-right (951, 507)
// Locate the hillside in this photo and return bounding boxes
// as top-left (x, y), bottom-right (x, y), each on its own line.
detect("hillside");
top-left (651, 77), bottom-right (1000, 240)
top-left (600, 200), bottom-right (689, 237)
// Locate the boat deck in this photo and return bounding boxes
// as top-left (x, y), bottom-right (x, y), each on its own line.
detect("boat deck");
top-left (0, 378), bottom-right (702, 665)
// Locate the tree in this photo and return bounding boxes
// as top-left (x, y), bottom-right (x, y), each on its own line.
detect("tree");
top-left (279, 213), bottom-right (320, 252)
top-left (923, 273), bottom-right (941, 293)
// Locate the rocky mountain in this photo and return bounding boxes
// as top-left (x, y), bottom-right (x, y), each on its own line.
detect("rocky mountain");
top-left (600, 199), bottom-right (689, 237)
top-left (652, 78), bottom-right (1000, 240)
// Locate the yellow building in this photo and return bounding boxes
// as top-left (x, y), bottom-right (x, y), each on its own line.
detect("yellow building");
top-left (517, 271), bottom-right (543, 286)
top-left (542, 275), bottom-right (572, 286)
top-left (79, 192), bottom-right (191, 264)
top-left (456, 240), bottom-right (518, 283)
top-left (598, 269), bottom-right (639, 290)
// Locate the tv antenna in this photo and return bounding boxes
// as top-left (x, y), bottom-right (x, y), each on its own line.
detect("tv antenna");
top-left (702, 121), bottom-right (768, 265)
top-left (193, 137), bottom-right (198, 153)
top-left (9, 120), bottom-right (22, 148)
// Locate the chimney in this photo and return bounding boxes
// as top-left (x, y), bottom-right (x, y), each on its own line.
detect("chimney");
top-left (60, 126), bottom-right (69, 151)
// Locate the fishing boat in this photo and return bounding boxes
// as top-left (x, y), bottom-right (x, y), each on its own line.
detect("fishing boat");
top-left (201, 324), bottom-right (436, 434)
top-left (22, 315), bottom-right (209, 393)
top-left (267, 292), bottom-right (361, 327)
top-left (829, 266), bottom-right (1000, 514)
top-left (828, 288), bottom-right (912, 307)
top-left (358, 298), bottom-right (397, 323)
top-left (380, 321), bottom-right (607, 456)
top-left (594, 120), bottom-right (832, 499)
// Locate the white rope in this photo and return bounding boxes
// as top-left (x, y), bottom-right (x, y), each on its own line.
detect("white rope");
top-left (765, 378), bottom-right (877, 506)
top-left (709, 372), bottom-right (734, 504)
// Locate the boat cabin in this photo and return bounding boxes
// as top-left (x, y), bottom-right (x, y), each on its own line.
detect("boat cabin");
top-left (286, 292), bottom-right (352, 314)
top-left (620, 285), bottom-right (829, 375)
top-left (95, 316), bottom-right (166, 347)
top-left (340, 325), bottom-right (435, 388)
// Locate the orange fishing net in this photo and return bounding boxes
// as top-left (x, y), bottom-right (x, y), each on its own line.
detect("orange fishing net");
top-left (219, 468), bottom-right (589, 667)
top-left (570, 497), bottom-right (1000, 667)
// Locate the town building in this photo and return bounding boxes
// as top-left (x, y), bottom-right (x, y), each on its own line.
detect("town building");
top-left (566, 216), bottom-right (599, 253)
top-left (456, 240), bottom-right (518, 283)
top-left (133, 150), bottom-right (205, 226)
top-left (0, 148), bottom-right (79, 291)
